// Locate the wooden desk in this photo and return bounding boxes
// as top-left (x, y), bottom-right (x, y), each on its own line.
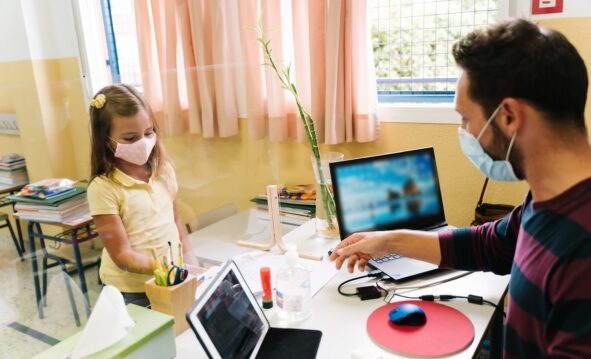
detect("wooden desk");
top-left (24, 216), bottom-right (99, 327)
top-left (0, 183), bottom-right (27, 259)
top-left (176, 210), bottom-right (510, 358)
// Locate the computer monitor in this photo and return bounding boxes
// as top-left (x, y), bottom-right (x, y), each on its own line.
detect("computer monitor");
top-left (330, 147), bottom-right (446, 239)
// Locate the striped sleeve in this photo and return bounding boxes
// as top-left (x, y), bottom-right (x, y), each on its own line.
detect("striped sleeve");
top-left (438, 203), bottom-right (524, 274)
top-left (545, 244), bottom-right (591, 357)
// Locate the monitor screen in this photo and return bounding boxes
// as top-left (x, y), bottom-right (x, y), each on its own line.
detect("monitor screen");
top-left (195, 268), bottom-right (265, 359)
top-left (330, 148), bottom-right (446, 239)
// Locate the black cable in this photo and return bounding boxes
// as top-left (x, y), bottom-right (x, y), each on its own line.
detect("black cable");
top-left (389, 291), bottom-right (504, 315)
top-left (337, 271), bottom-right (384, 297)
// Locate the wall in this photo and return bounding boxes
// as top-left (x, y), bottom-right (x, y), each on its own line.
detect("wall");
top-left (2, 3), bottom-right (590, 228)
top-left (0, 0), bottom-right (89, 182)
top-left (167, 118), bottom-right (529, 228)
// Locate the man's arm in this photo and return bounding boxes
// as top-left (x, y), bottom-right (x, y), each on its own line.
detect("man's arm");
top-left (331, 203), bottom-right (524, 274)
top-left (329, 230), bottom-right (440, 273)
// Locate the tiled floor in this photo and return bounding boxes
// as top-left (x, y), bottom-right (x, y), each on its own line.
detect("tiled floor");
top-left (0, 229), bottom-right (102, 358)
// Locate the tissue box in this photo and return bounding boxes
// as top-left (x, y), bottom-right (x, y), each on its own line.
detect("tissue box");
top-left (33, 304), bottom-right (175, 359)
top-left (145, 274), bottom-right (198, 335)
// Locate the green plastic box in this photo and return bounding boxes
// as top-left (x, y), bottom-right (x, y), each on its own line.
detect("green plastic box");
top-left (33, 304), bottom-right (175, 359)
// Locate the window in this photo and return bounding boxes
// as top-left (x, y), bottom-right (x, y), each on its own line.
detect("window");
top-left (99, 0), bottom-right (142, 88)
top-left (72, 0), bottom-right (141, 97)
top-left (369, 0), bottom-right (500, 104)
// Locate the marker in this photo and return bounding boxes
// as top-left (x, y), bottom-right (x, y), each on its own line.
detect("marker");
top-left (178, 242), bottom-right (184, 268)
top-left (260, 267), bottom-right (273, 309)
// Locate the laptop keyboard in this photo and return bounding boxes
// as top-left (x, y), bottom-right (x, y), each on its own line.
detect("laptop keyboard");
top-left (373, 253), bottom-right (401, 263)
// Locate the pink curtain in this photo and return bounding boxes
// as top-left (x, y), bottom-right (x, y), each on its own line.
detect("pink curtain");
top-left (134, 0), bottom-right (378, 143)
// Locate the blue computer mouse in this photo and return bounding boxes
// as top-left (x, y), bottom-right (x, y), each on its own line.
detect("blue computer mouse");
top-left (388, 303), bottom-right (427, 326)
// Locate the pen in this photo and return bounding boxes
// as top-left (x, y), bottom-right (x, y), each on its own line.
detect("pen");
top-left (178, 242), bottom-right (184, 267)
top-left (168, 241), bottom-right (174, 266)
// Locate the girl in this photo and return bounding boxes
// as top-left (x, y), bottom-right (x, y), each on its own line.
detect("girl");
top-left (87, 84), bottom-right (197, 306)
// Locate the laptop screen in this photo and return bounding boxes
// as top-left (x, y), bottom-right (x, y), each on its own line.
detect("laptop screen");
top-left (330, 147), bottom-right (446, 239)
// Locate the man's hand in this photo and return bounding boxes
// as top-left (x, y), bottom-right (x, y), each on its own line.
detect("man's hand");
top-left (329, 231), bottom-right (395, 273)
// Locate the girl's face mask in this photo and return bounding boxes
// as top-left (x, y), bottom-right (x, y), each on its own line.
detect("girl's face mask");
top-left (110, 134), bottom-right (157, 166)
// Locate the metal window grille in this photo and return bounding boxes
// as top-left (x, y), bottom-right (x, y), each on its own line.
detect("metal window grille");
top-left (369, 0), bottom-right (498, 103)
top-left (100, 0), bottom-right (142, 88)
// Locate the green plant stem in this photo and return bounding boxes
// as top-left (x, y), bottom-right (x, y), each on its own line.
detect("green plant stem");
top-left (257, 28), bottom-right (337, 229)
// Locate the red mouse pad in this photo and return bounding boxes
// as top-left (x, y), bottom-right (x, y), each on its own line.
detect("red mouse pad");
top-left (367, 300), bottom-right (474, 357)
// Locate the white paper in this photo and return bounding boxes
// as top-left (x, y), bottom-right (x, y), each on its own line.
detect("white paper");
top-left (233, 251), bottom-right (339, 297)
top-left (70, 286), bottom-right (135, 359)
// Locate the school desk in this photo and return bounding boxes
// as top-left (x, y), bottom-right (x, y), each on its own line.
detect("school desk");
top-left (174, 209), bottom-right (509, 358)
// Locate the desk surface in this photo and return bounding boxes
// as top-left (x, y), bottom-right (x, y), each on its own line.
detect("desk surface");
top-left (0, 183), bottom-right (26, 195)
top-left (177, 210), bottom-right (509, 358)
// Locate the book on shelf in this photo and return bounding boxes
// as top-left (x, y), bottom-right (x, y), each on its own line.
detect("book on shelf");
top-left (8, 186), bottom-right (86, 206)
top-left (251, 195), bottom-right (315, 207)
top-left (254, 208), bottom-right (312, 226)
top-left (0, 153), bottom-right (26, 168)
top-left (15, 207), bottom-right (90, 223)
top-left (252, 202), bottom-right (314, 216)
top-left (13, 194), bottom-right (90, 223)
top-left (18, 178), bottom-right (76, 199)
top-left (278, 184), bottom-right (316, 201)
top-left (251, 184), bottom-right (317, 226)
top-left (0, 153), bottom-right (28, 184)
top-left (0, 174), bottom-right (29, 186)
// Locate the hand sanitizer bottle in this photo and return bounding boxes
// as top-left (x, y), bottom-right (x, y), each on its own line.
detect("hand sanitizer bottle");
top-left (275, 243), bottom-right (311, 322)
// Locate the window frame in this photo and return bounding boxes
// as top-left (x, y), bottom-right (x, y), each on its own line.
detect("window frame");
top-left (374, 0), bottom-right (510, 124)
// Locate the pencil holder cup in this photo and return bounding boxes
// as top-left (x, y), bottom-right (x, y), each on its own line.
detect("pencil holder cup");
top-left (145, 274), bottom-right (197, 335)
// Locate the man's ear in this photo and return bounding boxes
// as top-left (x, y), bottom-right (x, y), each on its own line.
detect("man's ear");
top-left (499, 98), bottom-right (524, 134)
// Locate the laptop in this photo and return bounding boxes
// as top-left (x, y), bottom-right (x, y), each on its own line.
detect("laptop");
top-left (186, 260), bottom-right (322, 359)
top-left (330, 147), bottom-right (449, 281)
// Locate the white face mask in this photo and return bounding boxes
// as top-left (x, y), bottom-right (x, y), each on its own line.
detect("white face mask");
top-left (458, 105), bottom-right (520, 182)
top-left (110, 134), bottom-right (157, 166)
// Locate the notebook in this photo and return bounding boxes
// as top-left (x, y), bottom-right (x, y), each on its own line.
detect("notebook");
top-left (186, 261), bottom-right (322, 359)
top-left (330, 147), bottom-right (448, 281)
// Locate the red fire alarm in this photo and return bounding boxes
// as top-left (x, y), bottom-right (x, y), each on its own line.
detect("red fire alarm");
top-left (532, 0), bottom-right (564, 15)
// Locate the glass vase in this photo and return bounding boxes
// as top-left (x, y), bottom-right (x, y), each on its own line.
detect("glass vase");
top-left (310, 152), bottom-right (344, 239)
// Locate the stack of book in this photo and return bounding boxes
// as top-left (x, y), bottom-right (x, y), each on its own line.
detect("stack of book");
top-left (8, 179), bottom-right (91, 226)
top-left (251, 184), bottom-right (316, 226)
top-left (0, 153), bottom-right (28, 186)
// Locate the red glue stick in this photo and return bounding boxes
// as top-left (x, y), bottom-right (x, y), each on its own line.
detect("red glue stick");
top-left (260, 267), bottom-right (273, 309)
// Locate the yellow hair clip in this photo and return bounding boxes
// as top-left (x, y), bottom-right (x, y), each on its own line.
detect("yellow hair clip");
top-left (90, 93), bottom-right (106, 109)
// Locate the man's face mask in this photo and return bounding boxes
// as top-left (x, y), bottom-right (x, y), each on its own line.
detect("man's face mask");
top-left (458, 105), bottom-right (520, 182)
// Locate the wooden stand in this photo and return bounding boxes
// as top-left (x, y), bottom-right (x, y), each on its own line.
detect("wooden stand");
top-left (238, 185), bottom-right (323, 261)
top-left (145, 274), bottom-right (197, 335)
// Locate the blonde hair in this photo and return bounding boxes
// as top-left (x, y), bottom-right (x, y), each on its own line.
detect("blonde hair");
top-left (88, 84), bottom-right (176, 195)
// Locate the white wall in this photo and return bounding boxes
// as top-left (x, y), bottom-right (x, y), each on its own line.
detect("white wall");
top-left (0, 0), bottom-right (79, 62)
top-left (21, 0), bottom-right (79, 60)
top-left (0, 0), bottom-right (30, 62)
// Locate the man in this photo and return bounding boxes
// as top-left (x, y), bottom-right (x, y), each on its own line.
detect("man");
top-left (330, 19), bottom-right (591, 358)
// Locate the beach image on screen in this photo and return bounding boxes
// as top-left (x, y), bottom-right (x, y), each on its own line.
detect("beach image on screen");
top-left (334, 151), bottom-right (442, 234)
top-left (197, 270), bottom-right (264, 359)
